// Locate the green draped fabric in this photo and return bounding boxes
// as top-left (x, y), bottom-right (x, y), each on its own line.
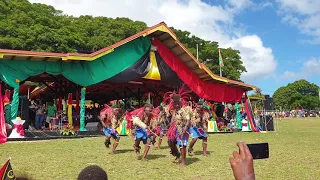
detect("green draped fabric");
top-left (5, 104), bottom-right (12, 126)
top-left (80, 88), bottom-right (86, 131)
top-left (235, 103), bottom-right (242, 129)
top-left (0, 37), bottom-right (151, 88)
top-left (121, 120), bottom-right (127, 135)
top-left (11, 85), bottom-right (19, 121)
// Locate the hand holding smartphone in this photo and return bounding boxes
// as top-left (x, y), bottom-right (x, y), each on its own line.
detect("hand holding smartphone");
top-left (247, 143), bottom-right (269, 160)
top-left (229, 142), bottom-right (256, 180)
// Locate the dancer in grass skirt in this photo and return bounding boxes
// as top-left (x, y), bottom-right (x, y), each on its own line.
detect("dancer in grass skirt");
top-left (164, 86), bottom-right (193, 168)
top-left (151, 105), bottom-right (170, 150)
top-left (99, 104), bottom-right (125, 154)
top-left (126, 103), bottom-right (157, 161)
top-left (188, 100), bottom-right (211, 156)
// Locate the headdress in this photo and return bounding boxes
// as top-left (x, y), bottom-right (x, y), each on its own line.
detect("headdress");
top-left (125, 105), bottom-right (157, 129)
top-left (162, 85), bottom-right (192, 110)
top-left (110, 100), bottom-right (125, 109)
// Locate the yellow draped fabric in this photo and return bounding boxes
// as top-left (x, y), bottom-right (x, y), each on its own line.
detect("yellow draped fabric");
top-left (116, 124), bottom-right (121, 134)
top-left (68, 105), bottom-right (72, 126)
top-left (208, 121), bottom-right (214, 132)
top-left (143, 51), bottom-right (161, 80)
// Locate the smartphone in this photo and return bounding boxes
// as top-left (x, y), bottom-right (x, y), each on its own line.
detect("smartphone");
top-left (247, 143), bottom-right (269, 160)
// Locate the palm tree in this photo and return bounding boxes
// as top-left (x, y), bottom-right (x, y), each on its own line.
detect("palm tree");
top-left (254, 88), bottom-right (263, 96)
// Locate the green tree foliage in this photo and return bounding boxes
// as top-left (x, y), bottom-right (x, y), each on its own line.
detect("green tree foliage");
top-left (0, 0), bottom-right (246, 80)
top-left (172, 29), bottom-right (247, 80)
top-left (273, 80), bottom-right (320, 110)
top-left (248, 88), bottom-right (264, 110)
top-left (0, 0), bottom-right (147, 53)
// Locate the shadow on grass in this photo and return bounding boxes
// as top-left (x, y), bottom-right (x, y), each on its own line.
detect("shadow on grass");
top-left (194, 150), bottom-right (213, 156)
top-left (149, 145), bottom-right (170, 151)
top-left (116, 149), bottom-right (134, 154)
top-left (186, 157), bottom-right (200, 165)
top-left (145, 154), bottom-right (167, 160)
top-left (156, 146), bottom-right (169, 150)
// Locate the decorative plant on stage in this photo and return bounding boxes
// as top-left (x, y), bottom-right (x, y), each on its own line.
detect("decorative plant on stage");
top-left (217, 122), bottom-right (231, 132)
top-left (60, 124), bottom-right (75, 136)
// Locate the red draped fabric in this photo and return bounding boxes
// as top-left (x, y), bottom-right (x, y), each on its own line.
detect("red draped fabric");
top-left (5, 90), bottom-right (11, 101)
top-left (153, 39), bottom-right (245, 103)
top-left (67, 93), bottom-right (72, 105)
top-left (244, 99), bottom-right (259, 132)
top-left (57, 97), bottom-right (62, 111)
top-left (0, 84), bottom-right (7, 144)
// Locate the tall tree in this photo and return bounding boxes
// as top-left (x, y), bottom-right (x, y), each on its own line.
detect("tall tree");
top-left (273, 80), bottom-right (320, 110)
top-left (0, 0), bottom-right (247, 80)
top-left (0, 0), bottom-right (147, 53)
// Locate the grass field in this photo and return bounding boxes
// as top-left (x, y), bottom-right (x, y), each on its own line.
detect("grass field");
top-left (1, 118), bottom-right (319, 180)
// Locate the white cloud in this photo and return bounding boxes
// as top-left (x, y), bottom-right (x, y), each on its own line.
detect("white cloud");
top-left (226, 0), bottom-right (254, 12)
top-left (276, 0), bottom-right (320, 43)
top-left (253, 2), bottom-right (273, 11)
top-left (29, 0), bottom-right (277, 82)
top-left (303, 58), bottom-right (320, 74)
top-left (280, 71), bottom-right (298, 80)
top-left (223, 35), bottom-right (277, 81)
top-left (280, 57), bottom-right (320, 80)
top-left (276, 0), bottom-right (320, 15)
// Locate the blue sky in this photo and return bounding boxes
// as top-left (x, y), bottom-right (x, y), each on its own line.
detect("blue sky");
top-left (235, 1), bottom-right (320, 94)
top-left (30, 0), bottom-right (320, 95)
top-left (205, 0), bottom-right (320, 95)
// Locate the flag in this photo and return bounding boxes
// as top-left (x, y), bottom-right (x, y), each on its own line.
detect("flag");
top-left (0, 159), bottom-right (15, 180)
top-left (218, 49), bottom-right (224, 67)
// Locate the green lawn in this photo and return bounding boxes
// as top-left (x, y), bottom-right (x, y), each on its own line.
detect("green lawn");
top-left (1, 118), bottom-right (319, 180)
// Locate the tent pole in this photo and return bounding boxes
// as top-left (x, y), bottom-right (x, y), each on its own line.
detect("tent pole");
top-left (79, 87), bottom-right (87, 131)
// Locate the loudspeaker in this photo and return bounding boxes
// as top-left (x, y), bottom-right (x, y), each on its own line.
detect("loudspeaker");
top-left (85, 122), bottom-right (101, 131)
top-left (264, 95), bottom-right (274, 111)
top-left (260, 115), bottom-right (274, 131)
top-left (19, 96), bottom-right (31, 129)
top-left (216, 104), bottom-right (224, 117)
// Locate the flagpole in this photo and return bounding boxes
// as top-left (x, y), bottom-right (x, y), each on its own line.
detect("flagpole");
top-left (196, 44), bottom-right (199, 61)
top-left (219, 48), bottom-right (225, 106)
top-left (318, 88), bottom-right (320, 103)
top-left (219, 48), bottom-right (222, 77)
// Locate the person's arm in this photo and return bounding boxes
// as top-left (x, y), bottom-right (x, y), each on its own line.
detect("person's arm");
top-left (100, 119), bottom-right (106, 127)
top-left (114, 117), bottom-right (121, 129)
top-left (99, 114), bottom-right (107, 127)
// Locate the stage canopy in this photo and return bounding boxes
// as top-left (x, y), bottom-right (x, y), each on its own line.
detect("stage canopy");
top-left (0, 22), bottom-right (256, 103)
